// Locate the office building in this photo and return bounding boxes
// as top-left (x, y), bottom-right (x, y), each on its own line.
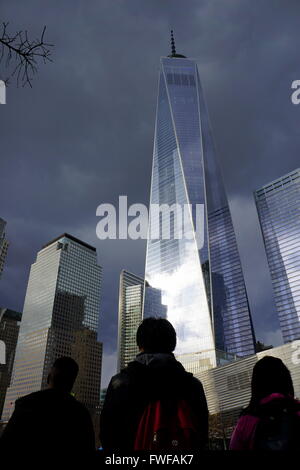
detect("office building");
top-left (117, 270), bottom-right (144, 372)
top-left (117, 270), bottom-right (167, 372)
top-left (2, 234), bottom-right (102, 422)
top-left (255, 169), bottom-right (300, 343)
top-left (0, 308), bottom-right (22, 417)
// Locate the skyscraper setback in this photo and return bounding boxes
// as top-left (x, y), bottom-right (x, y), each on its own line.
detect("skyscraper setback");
top-left (255, 169), bottom-right (300, 343)
top-left (143, 38), bottom-right (255, 370)
top-left (2, 234), bottom-right (102, 422)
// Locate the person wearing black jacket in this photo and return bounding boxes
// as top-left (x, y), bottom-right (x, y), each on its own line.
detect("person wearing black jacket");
top-left (0, 357), bottom-right (96, 462)
top-left (100, 317), bottom-right (208, 452)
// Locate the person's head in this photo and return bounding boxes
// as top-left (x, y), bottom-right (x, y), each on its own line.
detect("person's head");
top-left (249, 356), bottom-right (294, 408)
top-left (47, 356), bottom-right (79, 393)
top-left (136, 317), bottom-right (176, 354)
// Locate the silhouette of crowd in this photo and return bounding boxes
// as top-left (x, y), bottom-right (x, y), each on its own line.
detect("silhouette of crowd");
top-left (0, 317), bottom-right (299, 461)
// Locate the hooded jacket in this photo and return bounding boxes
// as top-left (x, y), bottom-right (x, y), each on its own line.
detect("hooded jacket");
top-left (100, 352), bottom-right (208, 451)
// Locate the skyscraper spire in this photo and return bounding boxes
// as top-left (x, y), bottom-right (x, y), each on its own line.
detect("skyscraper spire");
top-left (168, 30), bottom-right (186, 58)
top-left (171, 30), bottom-right (176, 56)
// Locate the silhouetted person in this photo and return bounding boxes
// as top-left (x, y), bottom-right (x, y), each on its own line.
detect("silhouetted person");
top-left (230, 356), bottom-right (300, 450)
top-left (0, 357), bottom-right (95, 461)
top-left (100, 317), bottom-right (208, 451)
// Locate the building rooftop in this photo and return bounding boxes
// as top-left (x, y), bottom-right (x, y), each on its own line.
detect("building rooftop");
top-left (42, 233), bottom-right (96, 252)
top-left (0, 308), bottom-right (22, 322)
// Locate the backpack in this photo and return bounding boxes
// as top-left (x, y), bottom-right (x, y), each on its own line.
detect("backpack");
top-left (254, 401), bottom-right (300, 450)
top-left (134, 398), bottom-right (198, 451)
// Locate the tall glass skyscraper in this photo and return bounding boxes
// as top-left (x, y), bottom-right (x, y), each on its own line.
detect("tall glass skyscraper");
top-left (2, 234), bottom-right (102, 422)
top-left (143, 38), bottom-right (255, 370)
top-left (255, 169), bottom-right (300, 343)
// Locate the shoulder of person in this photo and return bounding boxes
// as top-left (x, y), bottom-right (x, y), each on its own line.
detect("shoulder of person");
top-left (184, 371), bottom-right (204, 390)
top-left (109, 361), bottom-right (147, 392)
top-left (70, 396), bottom-right (91, 416)
top-left (109, 370), bottom-right (132, 390)
top-left (236, 413), bottom-right (260, 430)
top-left (16, 390), bottom-right (45, 407)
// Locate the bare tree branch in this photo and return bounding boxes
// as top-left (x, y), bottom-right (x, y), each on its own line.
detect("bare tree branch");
top-left (0, 22), bottom-right (54, 87)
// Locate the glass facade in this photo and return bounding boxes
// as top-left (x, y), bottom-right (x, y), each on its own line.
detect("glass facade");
top-left (143, 56), bottom-right (255, 370)
top-left (255, 169), bottom-right (300, 343)
top-left (117, 270), bottom-right (144, 372)
top-left (2, 234), bottom-right (102, 421)
top-left (117, 270), bottom-right (167, 371)
top-left (143, 283), bottom-right (167, 320)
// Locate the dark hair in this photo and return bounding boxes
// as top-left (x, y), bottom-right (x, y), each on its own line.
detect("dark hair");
top-left (247, 356), bottom-right (294, 412)
top-left (136, 317), bottom-right (176, 353)
top-left (49, 356), bottom-right (79, 391)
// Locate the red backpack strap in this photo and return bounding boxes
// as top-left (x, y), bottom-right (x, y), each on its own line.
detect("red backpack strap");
top-left (134, 401), bottom-right (162, 450)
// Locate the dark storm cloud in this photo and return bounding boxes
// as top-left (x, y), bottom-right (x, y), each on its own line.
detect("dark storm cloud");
top-left (1, 0), bottom-right (299, 385)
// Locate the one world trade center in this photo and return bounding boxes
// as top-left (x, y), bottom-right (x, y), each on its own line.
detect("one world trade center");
top-left (143, 33), bottom-right (255, 372)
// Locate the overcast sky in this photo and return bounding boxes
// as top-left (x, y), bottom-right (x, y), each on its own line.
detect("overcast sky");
top-left (1, 0), bottom-right (300, 387)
